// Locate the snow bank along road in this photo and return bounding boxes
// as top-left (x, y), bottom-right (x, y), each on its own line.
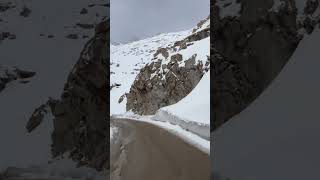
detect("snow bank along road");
top-left (110, 118), bottom-right (210, 180)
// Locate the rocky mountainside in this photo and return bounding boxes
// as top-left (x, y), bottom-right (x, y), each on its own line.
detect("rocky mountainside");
top-left (0, 65), bottom-right (35, 92)
top-left (27, 20), bottom-right (109, 172)
top-left (110, 30), bottom-right (190, 114)
top-left (49, 20), bottom-right (109, 171)
top-left (0, 0), bottom-right (109, 178)
top-left (126, 17), bottom-right (210, 115)
top-left (212, 0), bottom-right (320, 130)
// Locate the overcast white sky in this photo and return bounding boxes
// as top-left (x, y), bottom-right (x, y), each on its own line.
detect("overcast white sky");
top-left (110, 0), bottom-right (209, 43)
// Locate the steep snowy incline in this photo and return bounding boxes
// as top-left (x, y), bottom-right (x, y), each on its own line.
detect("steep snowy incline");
top-left (154, 71), bottom-right (210, 139)
top-left (160, 71), bottom-right (210, 124)
top-left (213, 29), bottom-right (320, 180)
top-left (0, 0), bottom-right (106, 171)
top-left (110, 30), bottom-right (190, 114)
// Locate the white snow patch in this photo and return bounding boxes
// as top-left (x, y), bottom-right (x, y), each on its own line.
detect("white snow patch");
top-left (177, 37), bottom-right (210, 67)
top-left (113, 113), bottom-right (210, 155)
top-left (154, 71), bottom-right (210, 140)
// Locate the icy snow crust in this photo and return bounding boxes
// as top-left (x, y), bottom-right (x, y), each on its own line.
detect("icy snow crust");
top-left (154, 71), bottom-right (210, 140)
top-left (153, 110), bottom-right (210, 140)
top-left (112, 113), bottom-right (210, 155)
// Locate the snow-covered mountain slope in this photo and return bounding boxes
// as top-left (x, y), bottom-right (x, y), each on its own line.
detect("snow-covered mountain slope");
top-left (154, 70), bottom-right (210, 139)
top-left (126, 17), bottom-right (210, 115)
top-left (160, 71), bottom-right (210, 125)
top-left (111, 17), bottom-right (210, 153)
top-left (0, 0), bottom-right (107, 173)
top-left (213, 28), bottom-right (320, 180)
top-left (110, 30), bottom-right (191, 114)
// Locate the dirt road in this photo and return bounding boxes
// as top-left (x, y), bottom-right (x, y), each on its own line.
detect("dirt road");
top-left (110, 118), bottom-right (210, 180)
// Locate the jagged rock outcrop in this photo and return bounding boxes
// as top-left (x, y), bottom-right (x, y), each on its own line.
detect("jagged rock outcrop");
top-left (49, 19), bottom-right (109, 171)
top-left (212, 0), bottom-right (320, 131)
top-left (0, 65), bottom-right (35, 92)
top-left (126, 17), bottom-right (210, 115)
top-left (26, 104), bottom-right (49, 133)
top-left (26, 19), bottom-right (109, 171)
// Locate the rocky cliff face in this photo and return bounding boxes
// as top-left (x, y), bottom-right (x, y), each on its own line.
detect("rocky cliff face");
top-left (26, 20), bottom-right (109, 171)
top-left (0, 65), bottom-right (35, 92)
top-left (126, 17), bottom-right (210, 115)
top-left (48, 20), bottom-right (109, 171)
top-left (212, 0), bottom-right (320, 130)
